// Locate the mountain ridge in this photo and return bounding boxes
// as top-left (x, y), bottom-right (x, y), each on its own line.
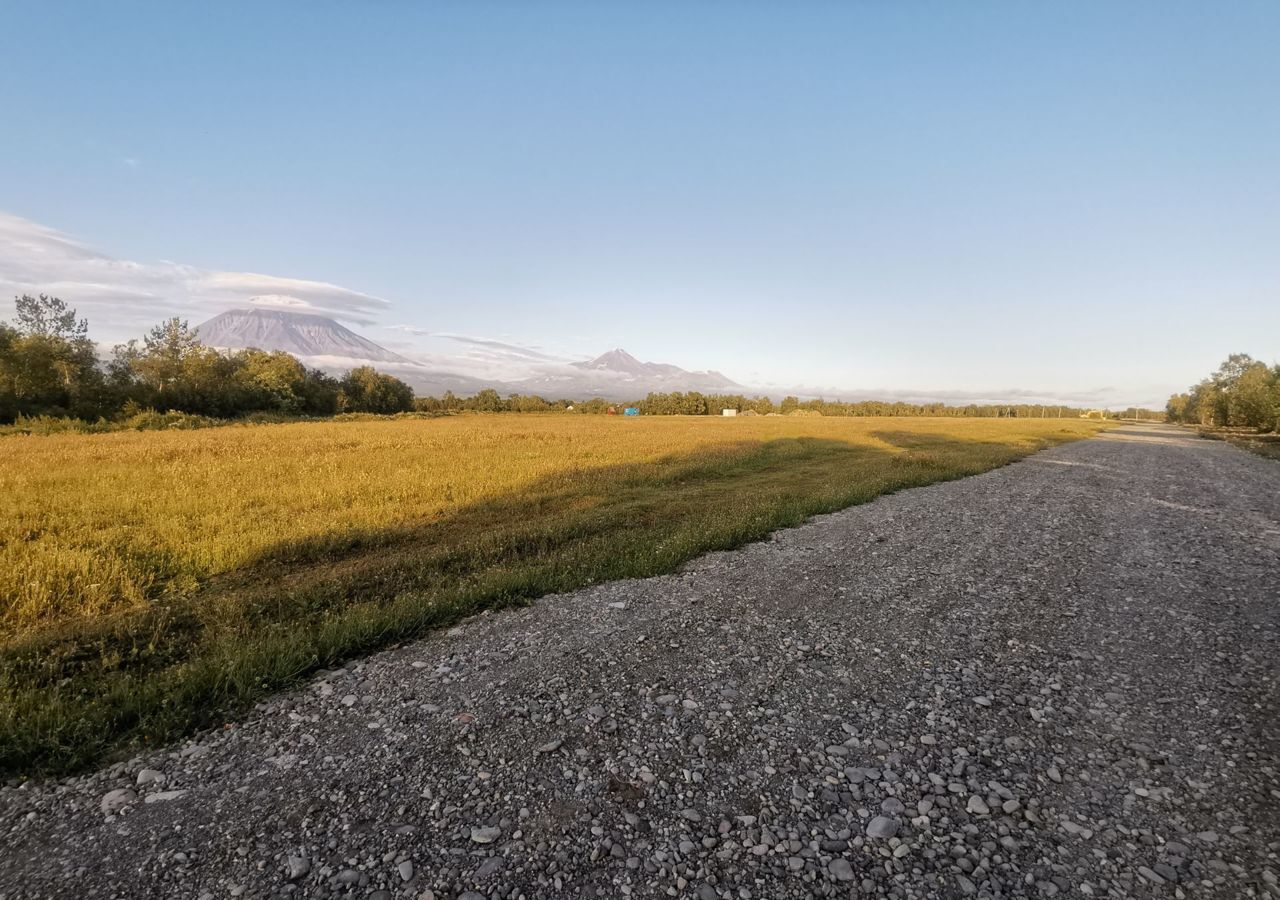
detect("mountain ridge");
top-left (196, 307), bottom-right (409, 364)
top-left (564, 348), bottom-right (739, 388)
top-left (194, 308), bottom-right (746, 399)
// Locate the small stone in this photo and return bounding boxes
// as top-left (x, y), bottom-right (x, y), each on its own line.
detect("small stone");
top-left (973, 696), bottom-right (992, 707)
top-left (967, 795), bottom-right (990, 816)
top-left (475, 856), bottom-right (505, 879)
top-left (536, 738), bottom-right (564, 753)
top-left (135, 768), bottom-right (164, 786)
top-left (287, 856), bottom-right (310, 880)
top-left (471, 826), bottom-right (502, 844)
top-left (1137, 866), bottom-right (1165, 885)
top-left (100, 789), bottom-right (136, 815)
top-left (1153, 862), bottom-right (1178, 882)
top-left (143, 790), bottom-right (188, 803)
top-left (866, 816), bottom-right (899, 839)
top-left (830, 858), bottom-right (855, 881)
top-left (1047, 766), bottom-right (1063, 783)
top-left (398, 860), bottom-right (414, 881)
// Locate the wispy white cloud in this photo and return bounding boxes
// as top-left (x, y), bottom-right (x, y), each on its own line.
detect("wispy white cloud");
top-left (429, 332), bottom-right (566, 363)
top-left (0, 211), bottom-right (392, 338)
top-left (381, 326), bottom-right (581, 381)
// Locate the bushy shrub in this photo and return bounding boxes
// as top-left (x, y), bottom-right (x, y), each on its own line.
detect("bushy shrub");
top-left (118, 410), bottom-right (222, 431)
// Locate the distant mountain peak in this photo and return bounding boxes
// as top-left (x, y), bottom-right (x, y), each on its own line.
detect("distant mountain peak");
top-left (196, 307), bottom-right (408, 364)
top-left (574, 348), bottom-right (655, 376)
top-left (566, 347), bottom-right (741, 391)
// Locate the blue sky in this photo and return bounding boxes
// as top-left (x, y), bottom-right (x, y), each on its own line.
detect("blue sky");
top-left (2, 2), bottom-right (1277, 407)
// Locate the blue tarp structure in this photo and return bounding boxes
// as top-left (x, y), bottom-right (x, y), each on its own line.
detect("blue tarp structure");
top-left (623, 407), bottom-right (640, 416)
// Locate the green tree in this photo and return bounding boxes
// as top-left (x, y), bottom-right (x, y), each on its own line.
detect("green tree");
top-left (1208, 352), bottom-right (1255, 424)
top-left (232, 349), bottom-right (339, 415)
top-left (468, 388), bottom-right (505, 413)
top-left (1229, 362), bottom-right (1277, 430)
top-left (115, 318), bottom-right (247, 416)
top-left (14, 293), bottom-right (88, 341)
top-left (0, 294), bottom-right (106, 421)
top-left (1165, 393), bottom-right (1191, 423)
top-left (338, 366), bottom-right (414, 414)
top-left (1186, 378), bottom-right (1221, 425)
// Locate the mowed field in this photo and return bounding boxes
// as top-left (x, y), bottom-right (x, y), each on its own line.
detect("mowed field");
top-left (0, 414), bottom-right (1109, 774)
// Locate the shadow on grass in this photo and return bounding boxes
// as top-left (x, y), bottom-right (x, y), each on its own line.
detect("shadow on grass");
top-left (0, 429), bottom-right (1084, 776)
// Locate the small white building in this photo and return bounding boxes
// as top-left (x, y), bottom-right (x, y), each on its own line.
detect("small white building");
top-left (721, 408), bottom-right (737, 417)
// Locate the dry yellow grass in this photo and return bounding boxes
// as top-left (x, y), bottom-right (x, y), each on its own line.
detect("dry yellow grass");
top-left (0, 415), bottom-right (1096, 633)
top-left (0, 413), bottom-right (1108, 772)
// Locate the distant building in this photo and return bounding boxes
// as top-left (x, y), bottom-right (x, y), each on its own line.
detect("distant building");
top-left (721, 408), bottom-right (737, 417)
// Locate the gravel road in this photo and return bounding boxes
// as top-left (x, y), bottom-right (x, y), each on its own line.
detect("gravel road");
top-left (2, 424), bottom-right (1277, 900)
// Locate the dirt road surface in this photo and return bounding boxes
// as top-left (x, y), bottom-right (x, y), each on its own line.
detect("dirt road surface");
top-left (2, 424), bottom-right (1277, 899)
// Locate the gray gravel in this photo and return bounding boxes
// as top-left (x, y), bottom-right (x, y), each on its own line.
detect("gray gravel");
top-left (2, 424), bottom-right (1278, 899)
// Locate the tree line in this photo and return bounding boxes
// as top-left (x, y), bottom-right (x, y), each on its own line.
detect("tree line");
top-left (0, 294), bottom-right (415, 426)
top-left (4, 292), bottom-right (1146, 430)
top-left (415, 389), bottom-right (1095, 419)
top-left (1165, 353), bottom-right (1280, 431)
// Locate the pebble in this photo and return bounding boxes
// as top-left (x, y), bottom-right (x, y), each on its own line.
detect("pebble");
top-left (1137, 865), bottom-right (1166, 885)
top-left (143, 790), bottom-right (187, 803)
top-left (865, 816), bottom-right (899, 839)
top-left (99, 789), bottom-right (136, 815)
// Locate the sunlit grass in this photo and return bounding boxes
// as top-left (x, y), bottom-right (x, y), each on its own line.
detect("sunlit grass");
top-left (0, 414), bottom-right (1108, 774)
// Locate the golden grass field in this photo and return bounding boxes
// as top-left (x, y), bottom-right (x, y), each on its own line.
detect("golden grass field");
top-left (0, 414), bottom-right (1109, 773)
